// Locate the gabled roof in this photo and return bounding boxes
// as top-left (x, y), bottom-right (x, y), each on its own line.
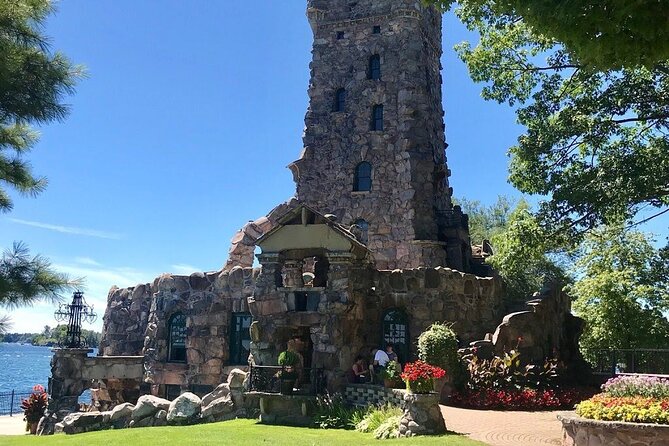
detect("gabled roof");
top-left (256, 203), bottom-right (369, 258)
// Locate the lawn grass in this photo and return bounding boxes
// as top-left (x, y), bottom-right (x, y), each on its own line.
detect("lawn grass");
top-left (0, 419), bottom-right (487, 446)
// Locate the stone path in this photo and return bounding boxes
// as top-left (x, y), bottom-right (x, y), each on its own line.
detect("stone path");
top-left (441, 405), bottom-right (565, 446)
top-left (0, 415), bottom-right (28, 436)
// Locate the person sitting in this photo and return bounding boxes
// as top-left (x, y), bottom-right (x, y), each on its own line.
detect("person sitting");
top-left (369, 347), bottom-right (390, 383)
top-left (385, 343), bottom-right (398, 363)
top-left (348, 355), bottom-right (368, 383)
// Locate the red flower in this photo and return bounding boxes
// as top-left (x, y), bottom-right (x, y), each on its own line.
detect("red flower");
top-left (400, 360), bottom-right (446, 382)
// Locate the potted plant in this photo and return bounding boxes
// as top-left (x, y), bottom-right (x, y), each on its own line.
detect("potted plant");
top-left (381, 360), bottom-right (403, 388)
top-left (401, 360), bottom-right (446, 394)
top-left (21, 385), bottom-right (48, 434)
top-left (278, 350), bottom-right (300, 395)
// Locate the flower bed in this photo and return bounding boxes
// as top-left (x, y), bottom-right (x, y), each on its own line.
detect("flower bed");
top-left (450, 387), bottom-right (594, 410)
top-left (576, 395), bottom-right (669, 424)
top-left (575, 375), bottom-right (669, 424)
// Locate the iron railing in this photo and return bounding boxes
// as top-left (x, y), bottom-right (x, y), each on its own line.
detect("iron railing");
top-left (248, 365), bottom-right (325, 395)
top-left (0, 391), bottom-right (32, 416)
top-left (583, 349), bottom-right (669, 376)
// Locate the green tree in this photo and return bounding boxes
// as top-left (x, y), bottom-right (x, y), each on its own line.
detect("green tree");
top-left (570, 226), bottom-right (669, 351)
top-left (458, 197), bottom-right (569, 301)
top-left (448, 2), bottom-right (668, 240)
top-left (427, 0), bottom-right (669, 70)
top-left (0, 1), bottom-right (82, 312)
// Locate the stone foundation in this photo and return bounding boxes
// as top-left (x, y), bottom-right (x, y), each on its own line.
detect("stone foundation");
top-left (558, 413), bottom-right (669, 446)
top-left (398, 392), bottom-right (446, 437)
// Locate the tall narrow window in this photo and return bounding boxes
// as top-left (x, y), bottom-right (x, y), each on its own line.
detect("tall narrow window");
top-left (354, 162), bottom-right (372, 192)
top-left (383, 308), bottom-right (410, 364)
top-left (371, 105), bottom-right (384, 131)
top-left (369, 54), bottom-right (381, 80)
top-left (168, 313), bottom-right (187, 362)
top-left (229, 313), bottom-right (252, 365)
top-left (334, 88), bottom-right (346, 112)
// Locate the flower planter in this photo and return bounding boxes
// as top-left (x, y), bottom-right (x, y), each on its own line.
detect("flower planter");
top-left (405, 377), bottom-right (435, 394)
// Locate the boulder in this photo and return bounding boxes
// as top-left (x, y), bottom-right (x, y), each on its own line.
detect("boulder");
top-left (201, 383), bottom-right (230, 407)
top-left (201, 395), bottom-right (234, 420)
top-left (110, 402), bottom-right (134, 421)
top-left (167, 392), bottom-right (201, 424)
top-left (131, 395), bottom-right (170, 421)
top-left (227, 368), bottom-right (247, 390)
top-left (59, 412), bottom-right (108, 435)
top-left (154, 409), bottom-right (168, 427)
top-left (109, 402), bottom-right (134, 428)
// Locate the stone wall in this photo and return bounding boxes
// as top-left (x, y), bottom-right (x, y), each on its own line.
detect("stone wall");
top-left (344, 384), bottom-right (404, 407)
top-left (372, 267), bottom-right (503, 344)
top-left (99, 265), bottom-right (257, 394)
top-left (558, 413), bottom-right (669, 446)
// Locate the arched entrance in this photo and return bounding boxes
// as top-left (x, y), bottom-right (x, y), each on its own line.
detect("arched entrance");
top-left (382, 308), bottom-right (409, 364)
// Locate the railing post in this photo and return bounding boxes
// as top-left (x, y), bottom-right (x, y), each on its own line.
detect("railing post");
top-left (10, 390), bottom-right (14, 417)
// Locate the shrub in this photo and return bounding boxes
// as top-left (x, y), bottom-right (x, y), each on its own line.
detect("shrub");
top-left (463, 350), bottom-right (559, 392)
top-left (355, 404), bottom-right (403, 434)
top-left (380, 360), bottom-right (402, 381)
top-left (576, 395), bottom-right (669, 424)
top-left (21, 385), bottom-right (48, 425)
top-left (417, 322), bottom-right (459, 377)
top-left (602, 375), bottom-right (669, 399)
top-left (374, 416), bottom-right (401, 440)
top-left (313, 393), bottom-right (363, 430)
top-left (278, 350), bottom-right (300, 366)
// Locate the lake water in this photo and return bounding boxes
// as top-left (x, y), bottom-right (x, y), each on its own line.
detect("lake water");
top-left (0, 343), bottom-right (97, 414)
top-left (0, 343), bottom-right (52, 394)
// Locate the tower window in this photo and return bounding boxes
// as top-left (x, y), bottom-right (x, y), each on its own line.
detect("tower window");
top-left (371, 105), bottom-right (384, 131)
top-left (334, 88), bottom-right (346, 112)
top-left (369, 54), bottom-right (381, 80)
top-left (354, 162), bottom-right (372, 192)
top-left (337, 31), bottom-right (345, 40)
top-left (373, 26), bottom-right (381, 34)
top-left (168, 313), bottom-right (187, 362)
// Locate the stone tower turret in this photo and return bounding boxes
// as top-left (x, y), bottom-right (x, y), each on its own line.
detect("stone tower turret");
top-left (289, 0), bottom-right (471, 271)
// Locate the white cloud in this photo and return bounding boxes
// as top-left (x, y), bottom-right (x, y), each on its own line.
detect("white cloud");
top-left (74, 256), bottom-right (101, 266)
top-left (9, 218), bottom-right (124, 240)
top-left (170, 263), bottom-right (200, 275)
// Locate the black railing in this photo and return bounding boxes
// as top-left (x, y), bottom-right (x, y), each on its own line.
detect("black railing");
top-left (0, 391), bottom-right (31, 416)
top-left (583, 349), bottom-right (669, 376)
top-left (248, 365), bottom-right (325, 395)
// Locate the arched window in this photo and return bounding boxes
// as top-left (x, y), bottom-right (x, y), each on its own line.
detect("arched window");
top-left (334, 88), bottom-right (346, 112)
top-left (354, 219), bottom-right (369, 244)
top-left (369, 54), bottom-right (381, 80)
top-left (371, 105), bottom-right (383, 131)
top-left (354, 162), bottom-right (372, 192)
top-left (168, 313), bottom-right (187, 362)
top-left (382, 308), bottom-right (409, 364)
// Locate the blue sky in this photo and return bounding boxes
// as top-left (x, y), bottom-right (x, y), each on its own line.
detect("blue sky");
top-left (1, 2), bottom-right (666, 333)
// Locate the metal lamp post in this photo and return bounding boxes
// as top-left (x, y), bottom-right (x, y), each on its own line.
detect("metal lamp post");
top-left (54, 291), bottom-right (97, 348)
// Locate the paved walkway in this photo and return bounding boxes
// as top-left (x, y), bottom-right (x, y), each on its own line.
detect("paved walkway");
top-left (441, 405), bottom-right (565, 446)
top-left (0, 415), bottom-right (28, 436)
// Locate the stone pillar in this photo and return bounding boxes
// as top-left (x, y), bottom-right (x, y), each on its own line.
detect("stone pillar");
top-left (398, 392), bottom-right (446, 437)
top-left (38, 348), bottom-right (94, 434)
top-left (282, 260), bottom-right (304, 288)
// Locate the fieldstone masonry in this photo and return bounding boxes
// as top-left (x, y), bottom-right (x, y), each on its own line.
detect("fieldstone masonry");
top-left (291, 0), bottom-right (471, 271)
top-left (56, 1), bottom-right (587, 434)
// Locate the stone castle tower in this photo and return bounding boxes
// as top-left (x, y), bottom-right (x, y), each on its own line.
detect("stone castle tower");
top-left (289, 0), bottom-right (471, 271)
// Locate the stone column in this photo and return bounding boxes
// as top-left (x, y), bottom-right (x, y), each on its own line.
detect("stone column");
top-left (398, 392), bottom-right (446, 437)
top-left (282, 260), bottom-right (303, 288)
